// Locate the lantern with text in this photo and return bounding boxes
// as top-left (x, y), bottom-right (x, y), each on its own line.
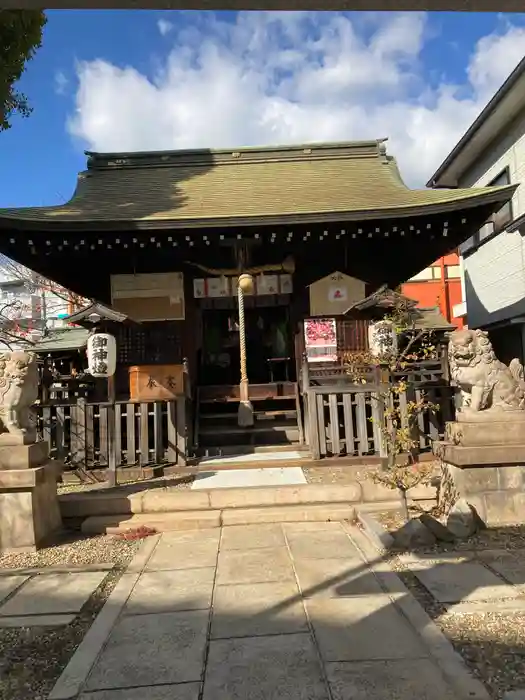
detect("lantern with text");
top-left (87, 333), bottom-right (117, 377)
top-left (368, 320), bottom-right (398, 360)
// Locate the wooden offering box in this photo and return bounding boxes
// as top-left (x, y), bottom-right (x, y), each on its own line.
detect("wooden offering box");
top-left (129, 364), bottom-right (184, 401)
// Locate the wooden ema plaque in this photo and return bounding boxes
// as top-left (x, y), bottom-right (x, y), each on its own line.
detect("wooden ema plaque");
top-left (309, 271), bottom-right (366, 317)
top-left (129, 364), bottom-right (184, 401)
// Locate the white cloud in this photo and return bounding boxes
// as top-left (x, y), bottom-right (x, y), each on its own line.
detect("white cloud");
top-left (54, 70), bottom-right (69, 96)
top-left (157, 18), bottom-right (173, 36)
top-left (67, 12), bottom-right (525, 186)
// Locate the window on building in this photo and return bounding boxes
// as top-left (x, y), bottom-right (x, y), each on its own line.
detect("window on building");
top-left (489, 168), bottom-right (513, 232)
top-left (446, 265), bottom-right (461, 278)
top-left (459, 167), bottom-right (513, 256)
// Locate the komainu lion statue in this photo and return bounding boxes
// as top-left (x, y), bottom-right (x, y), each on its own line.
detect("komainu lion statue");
top-left (448, 328), bottom-right (525, 413)
top-left (0, 351), bottom-right (39, 441)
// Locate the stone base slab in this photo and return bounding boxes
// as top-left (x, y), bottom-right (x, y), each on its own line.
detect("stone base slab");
top-left (0, 430), bottom-right (38, 446)
top-left (445, 420), bottom-right (525, 447)
top-left (456, 410), bottom-right (525, 423)
top-left (434, 441), bottom-right (525, 466)
top-left (441, 461), bottom-right (525, 526)
top-left (0, 462), bottom-right (63, 552)
top-left (0, 440), bottom-right (49, 470)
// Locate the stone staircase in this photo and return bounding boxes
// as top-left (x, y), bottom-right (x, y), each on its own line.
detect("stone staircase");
top-left (59, 479), bottom-right (436, 535)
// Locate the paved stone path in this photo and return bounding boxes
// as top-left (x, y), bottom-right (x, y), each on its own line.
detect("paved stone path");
top-left (50, 522), bottom-right (488, 699)
top-left (0, 569), bottom-right (108, 628)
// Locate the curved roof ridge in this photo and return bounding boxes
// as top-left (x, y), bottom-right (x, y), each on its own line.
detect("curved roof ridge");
top-left (85, 139), bottom-right (390, 171)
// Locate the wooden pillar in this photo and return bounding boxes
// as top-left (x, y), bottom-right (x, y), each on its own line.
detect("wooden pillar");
top-left (106, 375), bottom-right (117, 487)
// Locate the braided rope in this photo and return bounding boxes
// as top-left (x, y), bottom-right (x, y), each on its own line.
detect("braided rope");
top-left (238, 282), bottom-right (248, 384)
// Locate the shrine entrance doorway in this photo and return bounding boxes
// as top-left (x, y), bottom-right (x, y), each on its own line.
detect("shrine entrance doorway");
top-left (199, 304), bottom-right (294, 388)
top-left (194, 296), bottom-right (302, 456)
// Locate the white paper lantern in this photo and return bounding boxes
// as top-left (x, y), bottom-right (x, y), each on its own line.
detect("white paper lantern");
top-left (368, 320), bottom-right (398, 359)
top-left (87, 333), bottom-right (117, 377)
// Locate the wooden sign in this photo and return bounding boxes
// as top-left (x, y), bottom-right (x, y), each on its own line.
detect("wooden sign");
top-left (309, 272), bottom-right (365, 316)
top-left (129, 364), bottom-right (184, 401)
top-left (111, 272), bottom-right (185, 321)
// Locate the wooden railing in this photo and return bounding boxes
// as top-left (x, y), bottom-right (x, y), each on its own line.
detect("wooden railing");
top-left (36, 397), bottom-right (190, 471)
top-left (301, 358), bottom-right (455, 460)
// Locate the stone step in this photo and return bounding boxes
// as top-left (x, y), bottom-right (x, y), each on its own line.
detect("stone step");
top-left (194, 443), bottom-right (309, 457)
top-left (199, 426), bottom-right (300, 448)
top-left (60, 483), bottom-right (362, 518)
top-left (81, 510), bottom-right (222, 534)
top-left (195, 454), bottom-right (310, 469)
top-left (221, 503), bottom-right (356, 526)
top-left (81, 503), bottom-right (357, 534)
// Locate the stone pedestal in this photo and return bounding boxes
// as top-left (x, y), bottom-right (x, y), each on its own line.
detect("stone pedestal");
top-left (0, 439), bottom-right (63, 552)
top-left (438, 461), bottom-right (525, 527)
top-left (0, 441), bottom-right (49, 470)
top-left (0, 461), bottom-right (63, 552)
top-left (434, 412), bottom-right (525, 526)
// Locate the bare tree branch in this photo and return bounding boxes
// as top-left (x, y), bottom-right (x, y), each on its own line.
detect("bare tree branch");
top-left (0, 255), bottom-right (87, 347)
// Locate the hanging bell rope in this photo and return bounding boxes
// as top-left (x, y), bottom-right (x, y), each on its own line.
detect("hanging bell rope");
top-left (237, 274), bottom-right (254, 427)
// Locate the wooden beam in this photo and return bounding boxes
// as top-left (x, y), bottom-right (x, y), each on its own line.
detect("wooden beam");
top-left (3, 0), bottom-right (521, 10)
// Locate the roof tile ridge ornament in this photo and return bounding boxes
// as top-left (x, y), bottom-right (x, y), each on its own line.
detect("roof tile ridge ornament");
top-left (84, 139), bottom-right (388, 171)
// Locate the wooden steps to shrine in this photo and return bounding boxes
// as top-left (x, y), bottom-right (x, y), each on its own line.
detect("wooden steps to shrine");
top-left (194, 384), bottom-right (304, 452)
top-left (193, 445), bottom-right (310, 461)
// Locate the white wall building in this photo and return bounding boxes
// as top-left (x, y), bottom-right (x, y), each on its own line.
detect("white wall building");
top-left (0, 264), bottom-right (74, 349)
top-left (427, 56), bottom-right (525, 364)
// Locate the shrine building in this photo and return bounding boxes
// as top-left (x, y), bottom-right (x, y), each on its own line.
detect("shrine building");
top-left (0, 140), bottom-right (515, 464)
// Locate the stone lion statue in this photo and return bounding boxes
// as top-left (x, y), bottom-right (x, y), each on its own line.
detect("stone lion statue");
top-left (448, 328), bottom-right (525, 413)
top-left (0, 351), bottom-right (39, 441)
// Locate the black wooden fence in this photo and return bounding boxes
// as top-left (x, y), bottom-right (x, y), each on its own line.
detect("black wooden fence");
top-left (36, 398), bottom-right (190, 470)
top-left (302, 359), bottom-right (455, 460)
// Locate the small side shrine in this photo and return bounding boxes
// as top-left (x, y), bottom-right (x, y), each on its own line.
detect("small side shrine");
top-left (303, 280), bottom-right (454, 371)
top-left (64, 302), bottom-right (138, 402)
top-left (303, 272), bottom-right (368, 363)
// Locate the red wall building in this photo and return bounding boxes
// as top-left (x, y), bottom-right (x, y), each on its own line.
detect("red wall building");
top-left (401, 252), bottom-right (464, 329)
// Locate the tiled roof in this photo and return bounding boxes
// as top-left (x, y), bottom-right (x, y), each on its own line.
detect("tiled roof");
top-left (32, 327), bottom-right (89, 353)
top-left (0, 140), bottom-right (516, 229)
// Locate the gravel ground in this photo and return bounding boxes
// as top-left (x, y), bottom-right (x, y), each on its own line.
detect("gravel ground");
top-left (303, 464), bottom-right (378, 484)
top-left (0, 533), bottom-right (140, 570)
top-left (0, 536), bottom-right (141, 700)
top-left (377, 509), bottom-right (525, 552)
top-left (367, 509), bottom-right (525, 697)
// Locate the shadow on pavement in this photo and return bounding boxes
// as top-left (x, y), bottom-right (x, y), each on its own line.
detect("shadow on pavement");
top-left (1, 523), bottom-right (525, 699)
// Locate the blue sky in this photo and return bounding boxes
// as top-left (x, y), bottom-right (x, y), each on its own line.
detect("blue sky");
top-left (1, 10), bottom-right (525, 208)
